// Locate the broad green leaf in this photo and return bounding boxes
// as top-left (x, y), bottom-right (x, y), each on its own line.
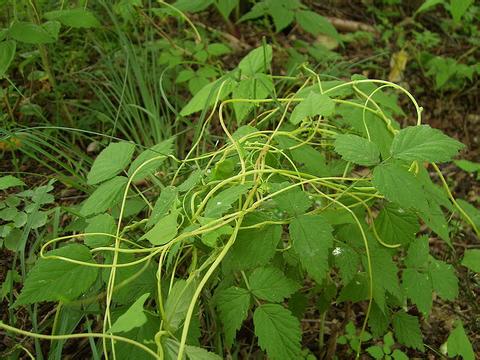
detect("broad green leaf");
top-left (446, 320), bottom-right (475, 360)
top-left (369, 249), bottom-right (403, 310)
top-left (333, 245), bottom-right (360, 285)
top-left (392, 349), bottom-right (409, 360)
top-left (405, 236), bottom-right (429, 268)
top-left (42, 20), bottom-right (61, 40)
top-left (376, 204), bottom-right (419, 246)
top-left (290, 92), bottom-right (335, 125)
top-left (449, 0), bottom-right (473, 22)
top-left (15, 244), bottom-right (98, 306)
top-left (84, 213), bottom-right (116, 248)
top-left (216, 0), bottom-right (238, 20)
top-left (87, 142), bottom-right (135, 185)
top-left (222, 222), bottom-right (281, 273)
top-left (392, 311), bottom-right (424, 351)
top-left (185, 345), bottom-right (222, 360)
top-left (268, 3), bottom-right (294, 32)
top-left (0, 40), bottom-right (16, 78)
top-left (238, 45), bottom-right (272, 76)
top-left (216, 286), bottom-right (251, 347)
top-left (177, 170), bottom-right (203, 193)
top-left (372, 162), bottom-right (429, 212)
top-left (334, 134), bottom-right (380, 166)
top-left (147, 186), bottom-right (178, 228)
top-left (456, 199), bottom-right (480, 229)
top-left (172, 0), bottom-right (213, 12)
top-left (44, 8), bottom-right (100, 28)
top-left (141, 212), bottom-right (178, 245)
top-left (289, 214), bottom-right (333, 283)
top-left (253, 304), bottom-right (302, 360)
top-left (454, 159), bottom-right (480, 173)
top-left (109, 293), bottom-right (149, 333)
top-left (272, 185), bottom-right (311, 216)
top-left (428, 258), bottom-right (458, 300)
top-left (366, 346), bottom-right (384, 359)
top-left (204, 184), bottom-right (250, 218)
top-left (462, 249), bottom-right (480, 272)
top-left (295, 10), bottom-right (340, 40)
top-left (200, 220), bottom-right (232, 247)
top-left (115, 313), bottom-right (158, 360)
top-left (232, 74), bottom-right (274, 122)
top-left (9, 21), bottom-right (56, 44)
top-left (338, 273), bottom-right (370, 303)
top-left (80, 176), bottom-right (128, 216)
top-left (416, 0), bottom-right (444, 14)
top-left (0, 175), bottom-right (25, 190)
top-left (164, 279), bottom-right (195, 331)
top-left (180, 77), bottom-right (235, 116)
top-left (249, 267), bottom-right (299, 302)
top-left (391, 125), bottom-right (464, 163)
top-left (128, 138), bottom-right (175, 181)
top-left (402, 269), bottom-right (432, 315)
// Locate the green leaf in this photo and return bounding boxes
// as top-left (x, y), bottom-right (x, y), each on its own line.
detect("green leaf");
top-left (115, 313), bottom-right (158, 360)
top-left (333, 245), bottom-right (360, 285)
top-left (164, 279), bottom-right (195, 331)
top-left (449, 0), bottom-right (473, 22)
top-left (128, 138), bottom-right (175, 182)
top-left (238, 45), bottom-right (272, 76)
top-left (446, 320), bottom-right (475, 360)
top-left (366, 346), bottom-right (384, 359)
top-left (462, 249), bottom-right (480, 272)
top-left (272, 185), bottom-right (311, 216)
top-left (9, 21), bottom-right (56, 44)
top-left (334, 134), bottom-right (380, 166)
top-left (109, 293), bottom-right (150, 333)
top-left (216, 286), bottom-right (251, 347)
top-left (141, 212), bottom-right (178, 245)
top-left (80, 176), bottom-right (128, 216)
top-left (392, 349), bottom-right (409, 360)
top-left (232, 74), bottom-right (274, 122)
top-left (84, 213), bottom-right (116, 248)
top-left (428, 258), bottom-right (458, 300)
top-left (180, 77), bottom-right (235, 116)
top-left (253, 304), bottom-right (302, 360)
top-left (15, 244), bottom-right (98, 306)
top-left (0, 175), bottom-right (25, 190)
top-left (222, 221), bottom-right (281, 273)
top-left (416, 0), bottom-right (444, 14)
top-left (454, 159), bottom-right (480, 173)
top-left (289, 214), bottom-right (333, 283)
top-left (338, 273), bottom-right (369, 303)
top-left (391, 125), bottom-right (464, 163)
top-left (215, 0), bottom-right (238, 20)
top-left (207, 42), bottom-right (231, 56)
top-left (204, 184), bottom-right (249, 218)
top-left (268, 3), bottom-right (294, 32)
top-left (186, 345), bottom-right (222, 360)
top-left (295, 10), bottom-right (340, 40)
top-left (372, 162), bottom-right (429, 212)
top-left (44, 8), bottom-right (100, 28)
top-left (290, 92), bottom-right (335, 125)
top-left (376, 204), bottom-right (419, 246)
top-left (456, 199), bottom-right (480, 229)
top-left (0, 40), bottom-right (16, 78)
top-left (369, 249), bottom-right (403, 310)
top-left (87, 142), bottom-right (135, 185)
top-left (405, 236), bottom-right (429, 268)
top-left (249, 267), bottom-right (299, 302)
top-left (402, 269), bottom-right (432, 315)
top-left (392, 311), bottom-right (424, 351)
top-left (147, 186), bottom-right (178, 228)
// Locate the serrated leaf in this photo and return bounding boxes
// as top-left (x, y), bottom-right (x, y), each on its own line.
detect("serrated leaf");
top-left (249, 267), bottom-right (299, 302)
top-left (0, 40), bottom-right (16, 78)
top-left (290, 92), bottom-right (335, 125)
top-left (372, 162), bottom-right (429, 212)
top-left (216, 286), bottom-right (250, 347)
top-left (87, 142), bottom-right (135, 185)
top-left (338, 273), bottom-right (370, 303)
top-left (456, 199), bottom-right (480, 229)
top-left (80, 176), bottom-right (128, 216)
top-left (334, 134), bottom-right (380, 166)
top-left (204, 184), bottom-right (249, 218)
top-left (147, 186), bottom-right (178, 228)
top-left (141, 211), bottom-right (178, 245)
top-left (402, 268), bottom-right (432, 315)
top-left (289, 214), bottom-right (333, 283)
top-left (391, 125), bottom-right (464, 163)
top-left (15, 244), bottom-right (98, 306)
top-left (428, 258), bottom-right (458, 300)
top-left (222, 222), bottom-right (281, 273)
top-left (186, 345), bottom-right (222, 360)
top-left (253, 304), bottom-right (302, 360)
top-left (446, 320), bottom-right (475, 360)
top-left (405, 236), bottom-right (429, 268)
top-left (0, 175), bottom-right (25, 190)
top-left (333, 244), bottom-right (359, 285)
top-left (238, 45), bottom-right (272, 76)
top-left (366, 346), bottom-right (384, 359)
top-left (369, 249), bottom-right (403, 310)
top-left (109, 293), bottom-right (149, 333)
top-left (128, 138), bottom-right (175, 181)
top-left (44, 8), bottom-right (100, 28)
top-left (84, 213), bottom-right (116, 248)
top-left (392, 311), bottom-right (424, 351)
top-left (272, 185), bottom-right (311, 216)
top-left (376, 204), bottom-right (419, 246)
top-left (462, 249), bottom-right (480, 272)
top-left (9, 21), bottom-right (56, 44)
top-left (164, 279), bottom-right (195, 331)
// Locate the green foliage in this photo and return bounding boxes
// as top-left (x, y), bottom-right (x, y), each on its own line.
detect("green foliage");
top-left (446, 320), bottom-right (475, 360)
